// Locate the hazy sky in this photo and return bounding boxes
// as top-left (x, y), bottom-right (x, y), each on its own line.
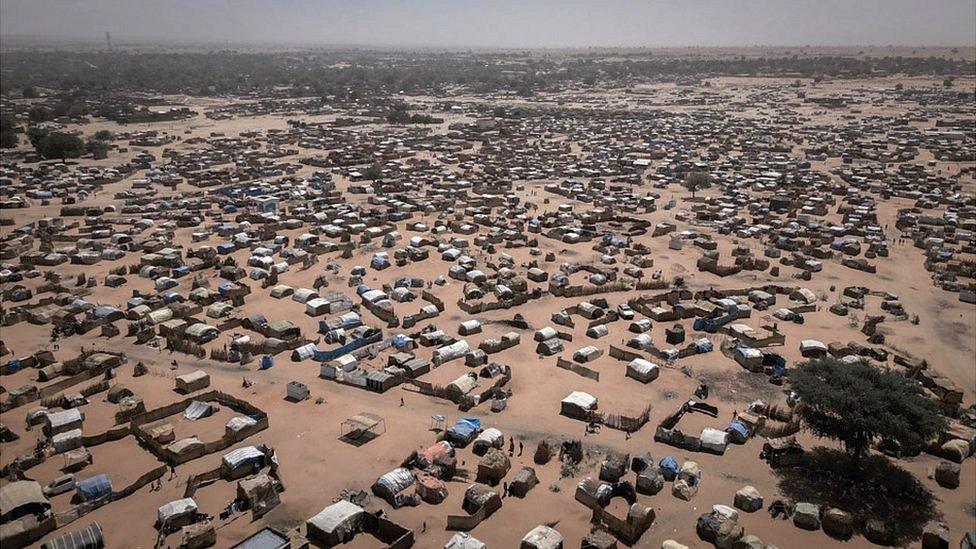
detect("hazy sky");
top-left (1, 0), bottom-right (974, 48)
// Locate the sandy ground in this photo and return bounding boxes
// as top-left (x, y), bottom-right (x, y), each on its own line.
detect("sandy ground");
top-left (0, 72), bottom-right (974, 549)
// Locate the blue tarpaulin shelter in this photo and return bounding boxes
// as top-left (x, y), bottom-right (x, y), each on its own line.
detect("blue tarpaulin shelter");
top-left (76, 474), bottom-right (112, 502)
top-left (659, 456), bottom-right (679, 480)
top-left (260, 355), bottom-right (274, 370)
top-left (92, 306), bottom-right (120, 320)
top-left (725, 421), bottom-right (750, 444)
top-left (446, 418), bottom-right (481, 446)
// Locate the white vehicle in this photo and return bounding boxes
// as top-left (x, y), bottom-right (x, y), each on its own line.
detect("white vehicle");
top-left (43, 474), bottom-right (76, 496)
top-left (617, 303), bottom-right (635, 320)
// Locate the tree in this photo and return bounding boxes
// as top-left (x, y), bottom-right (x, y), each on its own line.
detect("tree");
top-left (682, 171), bottom-right (712, 198)
top-left (0, 130), bottom-right (16, 149)
top-left (0, 114), bottom-right (18, 149)
top-left (28, 105), bottom-right (50, 122)
top-left (33, 131), bottom-right (85, 162)
top-left (362, 162), bottom-right (383, 180)
top-left (86, 138), bottom-right (110, 159)
top-left (22, 86), bottom-right (39, 98)
top-left (92, 130), bottom-right (114, 141)
top-left (790, 358), bottom-right (945, 468)
top-left (27, 126), bottom-right (49, 148)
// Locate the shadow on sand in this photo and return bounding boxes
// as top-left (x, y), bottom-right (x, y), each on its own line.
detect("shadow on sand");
top-left (775, 447), bottom-right (940, 545)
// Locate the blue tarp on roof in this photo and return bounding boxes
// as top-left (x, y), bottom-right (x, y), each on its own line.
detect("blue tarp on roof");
top-left (659, 456), bottom-right (679, 476)
top-left (448, 418), bottom-right (481, 439)
top-left (93, 306), bottom-right (120, 320)
top-left (76, 474), bottom-right (112, 502)
top-left (126, 297), bottom-right (145, 309)
top-left (725, 420), bottom-right (750, 443)
top-left (260, 355), bottom-right (274, 370)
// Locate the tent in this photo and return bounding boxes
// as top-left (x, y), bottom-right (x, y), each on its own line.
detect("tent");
top-left (75, 475), bottom-right (112, 502)
top-left (446, 418), bottom-right (481, 447)
top-left (157, 498), bottom-right (197, 528)
top-left (725, 421), bottom-right (751, 444)
top-left (658, 456), bottom-right (679, 480)
top-left (626, 358), bottom-right (660, 383)
top-left (700, 428), bottom-right (729, 455)
top-left (0, 481), bottom-right (50, 523)
top-left (371, 467), bottom-right (415, 502)
top-left (306, 500), bottom-right (365, 547)
top-left (45, 408), bottom-right (84, 436)
top-left (472, 428), bottom-right (504, 456)
top-left (560, 391), bottom-right (597, 419)
top-left (222, 446), bottom-right (265, 478)
top-left (226, 416), bottom-right (258, 438)
top-left (521, 525), bottom-right (564, 549)
top-left (183, 401), bottom-right (214, 421)
top-left (42, 522), bottom-right (104, 549)
top-left (433, 340), bottom-right (470, 366)
top-left (291, 343), bottom-right (316, 362)
top-left (444, 532), bottom-right (487, 549)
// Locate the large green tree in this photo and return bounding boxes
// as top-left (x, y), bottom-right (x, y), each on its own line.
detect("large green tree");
top-left (790, 358), bottom-right (945, 467)
top-left (0, 114), bottom-right (18, 148)
top-left (31, 130), bottom-right (85, 162)
top-left (682, 171), bottom-right (712, 198)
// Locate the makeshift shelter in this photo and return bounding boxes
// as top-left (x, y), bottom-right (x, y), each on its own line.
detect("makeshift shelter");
top-left (573, 346), bottom-right (603, 363)
top-left (75, 475), bottom-right (112, 502)
top-left (372, 468), bottom-right (415, 504)
top-left (472, 428), bottom-right (504, 456)
top-left (221, 446), bottom-right (266, 479)
top-left (156, 498), bottom-right (197, 530)
top-left (183, 401), bottom-right (214, 421)
top-left (477, 448), bottom-right (511, 485)
top-left (445, 418), bottom-right (481, 447)
top-left (461, 484), bottom-right (501, 515)
top-left (415, 473), bottom-right (448, 504)
top-left (167, 437), bottom-right (204, 459)
top-left (306, 500), bottom-right (365, 546)
top-left (560, 391), bottom-right (598, 420)
top-left (626, 358), bottom-right (660, 383)
top-left (510, 467), bottom-right (539, 497)
top-left (44, 409), bottom-right (84, 437)
top-left (799, 339), bottom-right (828, 358)
top-left (700, 428), bottom-right (729, 455)
top-left (175, 370), bottom-right (210, 394)
top-left (184, 323), bottom-right (218, 343)
top-left (225, 416), bottom-right (258, 439)
top-left (444, 532), bottom-right (488, 549)
top-left (658, 456), bottom-right (679, 480)
top-left (52, 429), bottom-right (83, 453)
top-left (236, 474), bottom-right (280, 519)
top-left (433, 340), bottom-right (470, 366)
top-left (521, 525), bottom-right (564, 549)
top-left (447, 373), bottom-right (478, 398)
top-left (41, 522), bottom-right (103, 549)
top-left (0, 481), bottom-right (50, 523)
